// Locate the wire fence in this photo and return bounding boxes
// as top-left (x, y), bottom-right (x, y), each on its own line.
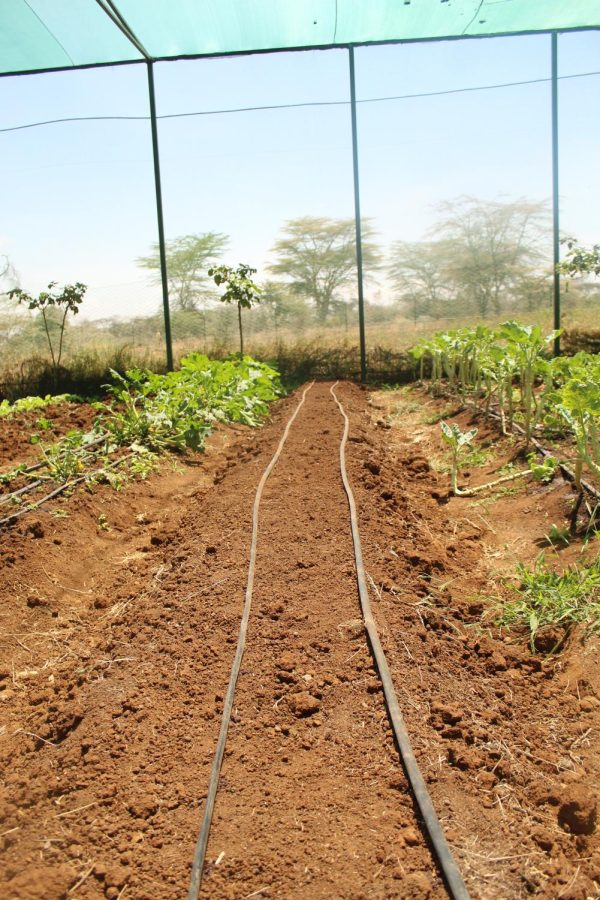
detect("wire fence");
top-left (1, 35), bottom-right (598, 396)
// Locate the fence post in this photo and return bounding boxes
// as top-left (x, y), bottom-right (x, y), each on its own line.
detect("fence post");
top-left (147, 60), bottom-right (174, 370)
top-left (551, 32), bottom-right (561, 357)
top-left (348, 47), bottom-right (367, 383)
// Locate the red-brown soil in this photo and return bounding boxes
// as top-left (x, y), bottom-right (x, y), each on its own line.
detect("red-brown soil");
top-left (0, 402), bottom-right (99, 468)
top-left (0, 383), bottom-right (598, 899)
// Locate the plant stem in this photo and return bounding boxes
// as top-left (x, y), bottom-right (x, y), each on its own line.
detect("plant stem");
top-left (450, 453), bottom-right (459, 495)
top-left (56, 306), bottom-right (69, 372)
top-left (41, 310), bottom-right (57, 374)
top-left (570, 488), bottom-right (584, 535)
top-left (238, 303), bottom-right (244, 356)
top-left (523, 372), bottom-right (532, 448)
top-left (454, 467), bottom-right (533, 497)
top-left (507, 379), bottom-right (514, 432)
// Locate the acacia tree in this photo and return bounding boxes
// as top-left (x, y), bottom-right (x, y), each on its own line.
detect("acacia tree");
top-left (269, 216), bottom-right (382, 322)
top-left (388, 240), bottom-right (454, 322)
top-left (137, 232), bottom-right (228, 311)
top-left (432, 197), bottom-right (550, 318)
top-left (259, 280), bottom-right (309, 337)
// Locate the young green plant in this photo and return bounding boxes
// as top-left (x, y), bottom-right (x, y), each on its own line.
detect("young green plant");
top-left (208, 263), bottom-right (261, 356)
top-left (8, 283), bottom-right (86, 386)
top-left (495, 553), bottom-right (600, 652)
top-left (440, 421), bottom-right (556, 497)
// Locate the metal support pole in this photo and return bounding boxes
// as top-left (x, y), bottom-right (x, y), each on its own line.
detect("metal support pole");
top-left (348, 47), bottom-right (367, 384)
top-left (551, 33), bottom-right (561, 357)
top-left (147, 60), bottom-right (174, 371)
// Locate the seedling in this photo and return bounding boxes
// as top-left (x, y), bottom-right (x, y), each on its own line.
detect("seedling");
top-left (440, 422), bottom-right (479, 495)
top-left (495, 554), bottom-right (600, 652)
top-left (8, 283), bottom-right (86, 386)
top-left (527, 454), bottom-right (559, 483)
top-left (208, 263), bottom-right (261, 356)
top-left (545, 523), bottom-right (571, 547)
top-left (41, 436), bottom-right (86, 482)
top-left (441, 422), bottom-right (557, 496)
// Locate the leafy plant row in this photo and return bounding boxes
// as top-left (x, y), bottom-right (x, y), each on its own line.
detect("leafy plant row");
top-left (411, 321), bottom-right (600, 493)
top-left (0, 392), bottom-right (80, 418)
top-left (104, 353), bottom-right (281, 452)
top-left (0, 355), bottom-right (281, 523)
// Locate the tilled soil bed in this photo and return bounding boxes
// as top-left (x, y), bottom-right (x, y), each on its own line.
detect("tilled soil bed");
top-left (0, 382), bottom-right (598, 899)
top-left (0, 401), bottom-right (99, 467)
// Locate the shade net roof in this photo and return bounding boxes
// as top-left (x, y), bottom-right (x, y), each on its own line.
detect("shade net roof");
top-left (3, 1), bottom-right (600, 77)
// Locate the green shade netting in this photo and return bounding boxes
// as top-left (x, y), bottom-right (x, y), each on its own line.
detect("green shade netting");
top-left (2, 0), bottom-right (599, 75)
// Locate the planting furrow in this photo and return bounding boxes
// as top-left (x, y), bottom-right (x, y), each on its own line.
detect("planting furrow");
top-left (191, 382), bottom-right (464, 898)
top-left (3, 380), bottom-right (598, 899)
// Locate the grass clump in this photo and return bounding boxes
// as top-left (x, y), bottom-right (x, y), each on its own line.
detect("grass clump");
top-left (495, 553), bottom-right (600, 651)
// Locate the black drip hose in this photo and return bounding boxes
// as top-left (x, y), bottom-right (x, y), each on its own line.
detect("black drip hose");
top-left (188, 383), bottom-right (315, 900)
top-left (330, 382), bottom-right (470, 900)
top-left (463, 400), bottom-right (600, 503)
top-left (0, 452), bottom-right (133, 529)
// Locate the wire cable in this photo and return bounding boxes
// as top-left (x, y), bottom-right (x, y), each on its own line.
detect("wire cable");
top-left (187, 381), bottom-right (314, 900)
top-left (1, 70), bottom-right (598, 134)
top-left (330, 381), bottom-right (470, 900)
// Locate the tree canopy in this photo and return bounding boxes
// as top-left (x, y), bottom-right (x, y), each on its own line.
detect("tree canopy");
top-left (558, 239), bottom-right (600, 279)
top-left (389, 197), bottom-right (551, 321)
top-left (433, 196), bottom-right (549, 318)
top-left (0, 255), bottom-right (19, 303)
top-left (269, 216), bottom-right (382, 322)
top-left (388, 240), bottom-right (453, 323)
top-left (137, 232), bottom-right (229, 311)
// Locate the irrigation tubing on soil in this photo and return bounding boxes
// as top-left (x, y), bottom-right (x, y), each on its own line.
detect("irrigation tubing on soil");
top-left (465, 401), bottom-right (600, 504)
top-left (0, 479), bottom-right (45, 506)
top-left (0, 452), bottom-right (135, 529)
top-left (330, 382), bottom-right (470, 900)
top-left (188, 382), bottom-right (315, 900)
top-left (0, 444), bottom-right (101, 485)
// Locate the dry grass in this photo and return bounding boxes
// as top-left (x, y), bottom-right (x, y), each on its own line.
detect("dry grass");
top-left (1, 304), bottom-right (598, 400)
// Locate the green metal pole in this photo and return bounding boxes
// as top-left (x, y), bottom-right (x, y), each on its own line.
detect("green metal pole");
top-left (147, 61), bottom-right (174, 371)
top-left (551, 32), bottom-right (561, 357)
top-left (348, 47), bottom-right (367, 384)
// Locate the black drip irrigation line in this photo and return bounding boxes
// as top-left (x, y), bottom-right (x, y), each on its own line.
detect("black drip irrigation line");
top-left (330, 382), bottom-right (470, 900)
top-left (188, 381), bottom-right (469, 899)
top-left (0, 434), bottom-right (112, 508)
top-left (0, 452), bottom-right (134, 529)
top-left (0, 478), bottom-right (45, 506)
top-left (187, 382), bottom-right (315, 900)
top-left (465, 401), bottom-right (600, 504)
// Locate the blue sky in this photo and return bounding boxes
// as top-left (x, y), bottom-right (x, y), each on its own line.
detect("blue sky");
top-left (0, 29), bottom-right (598, 320)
